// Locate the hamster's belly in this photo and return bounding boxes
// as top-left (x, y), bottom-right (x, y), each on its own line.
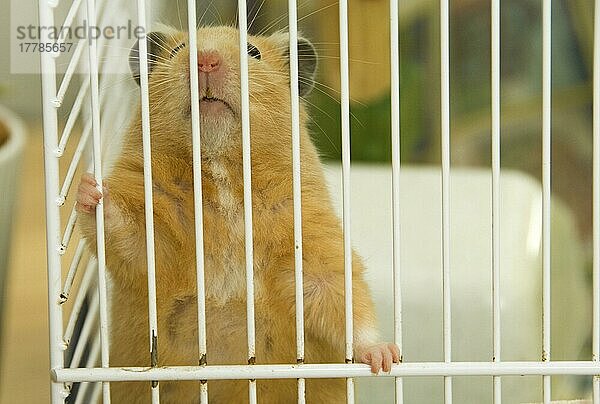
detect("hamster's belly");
top-left (164, 296), bottom-right (297, 365)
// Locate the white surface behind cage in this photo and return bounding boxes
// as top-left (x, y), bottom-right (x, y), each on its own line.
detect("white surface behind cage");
top-left (323, 165), bottom-right (589, 404)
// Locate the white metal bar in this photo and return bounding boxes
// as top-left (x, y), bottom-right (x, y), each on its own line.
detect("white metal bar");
top-left (237, 1), bottom-right (257, 403)
top-left (389, 0), bottom-right (404, 402)
top-left (85, 0), bottom-right (110, 400)
top-left (56, 0), bottom-right (84, 47)
top-left (57, 79), bottom-right (89, 157)
top-left (69, 292), bottom-right (99, 369)
top-left (542, 0), bottom-right (552, 403)
top-left (39, 1), bottom-right (68, 401)
top-left (136, 0), bottom-right (161, 400)
top-left (338, 0), bottom-right (354, 402)
top-left (55, 39), bottom-right (86, 107)
top-left (593, 0), bottom-right (600, 403)
top-left (60, 239), bottom-right (86, 303)
top-left (64, 258), bottom-right (96, 345)
top-left (59, 204), bottom-right (78, 254)
top-left (288, 0), bottom-right (306, 402)
top-left (440, 0), bottom-right (452, 402)
top-left (491, 0), bottom-right (502, 402)
top-left (74, 333), bottom-right (101, 404)
top-left (187, 1), bottom-right (208, 403)
top-left (53, 361), bottom-right (600, 383)
top-left (57, 122), bottom-right (92, 206)
top-left (90, 382), bottom-right (102, 404)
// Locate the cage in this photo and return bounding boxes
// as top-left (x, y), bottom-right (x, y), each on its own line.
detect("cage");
top-left (36, 0), bottom-right (600, 403)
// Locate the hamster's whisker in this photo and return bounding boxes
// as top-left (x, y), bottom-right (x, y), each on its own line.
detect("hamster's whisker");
top-left (306, 114), bottom-right (341, 155)
top-left (248, 0), bottom-right (267, 32)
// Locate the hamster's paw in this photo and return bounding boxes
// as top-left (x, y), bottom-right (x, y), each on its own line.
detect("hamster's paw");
top-left (357, 343), bottom-right (401, 374)
top-left (76, 173), bottom-right (107, 214)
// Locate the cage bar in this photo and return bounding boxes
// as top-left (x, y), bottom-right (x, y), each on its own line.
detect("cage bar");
top-left (56, 0), bottom-right (83, 47)
top-left (85, 0), bottom-right (111, 400)
top-left (542, 0), bottom-right (552, 402)
top-left (54, 361), bottom-right (600, 383)
top-left (74, 333), bottom-right (101, 404)
top-left (60, 239), bottom-right (86, 303)
top-left (237, 1), bottom-right (258, 402)
top-left (90, 382), bottom-right (102, 404)
top-left (389, 0), bottom-right (404, 402)
top-left (57, 121), bottom-right (92, 206)
top-left (59, 204), bottom-right (78, 254)
top-left (63, 258), bottom-right (96, 345)
top-left (287, 0), bottom-right (306, 402)
top-left (69, 292), bottom-right (99, 369)
top-left (135, 0), bottom-right (161, 401)
top-left (593, 1), bottom-right (600, 403)
top-left (491, 0), bottom-right (502, 402)
top-left (186, 0), bottom-right (209, 402)
top-left (57, 80), bottom-right (89, 156)
top-left (337, 0), bottom-right (355, 402)
top-left (55, 39), bottom-right (86, 107)
top-left (39, 1), bottom-right (68, 400)
top-left (440, 0), bottom-right (452, 402)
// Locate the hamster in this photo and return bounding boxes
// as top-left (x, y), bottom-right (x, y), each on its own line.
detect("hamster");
top-left (76, 25), bottom-right (399, 403)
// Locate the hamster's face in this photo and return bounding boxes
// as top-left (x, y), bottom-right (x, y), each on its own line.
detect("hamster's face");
top-left (129, 26), bottom-right (317, 155)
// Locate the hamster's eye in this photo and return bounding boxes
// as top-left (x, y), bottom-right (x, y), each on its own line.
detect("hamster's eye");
top-left (170, 43), bottom-right (186, 59)
top-left (247, 43), bottom-right (261, 60)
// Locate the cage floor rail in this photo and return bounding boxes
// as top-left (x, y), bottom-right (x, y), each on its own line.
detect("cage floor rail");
top-left (54, 361), bottom-right (600, 383)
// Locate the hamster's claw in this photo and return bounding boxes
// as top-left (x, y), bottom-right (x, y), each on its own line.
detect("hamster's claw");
top-left (358, 343), bottom-right (401, 374)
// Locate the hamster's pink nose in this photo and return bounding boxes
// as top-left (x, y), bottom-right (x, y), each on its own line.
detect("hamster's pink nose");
top-left (198, 51), bottom-right (221, 73)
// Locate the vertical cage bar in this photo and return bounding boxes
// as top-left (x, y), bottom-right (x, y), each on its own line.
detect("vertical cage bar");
top-left (64, 258), bottom-right (96, 345)
top-left (136, 0), bottom-right (160, 401)
top-left (237, 1), bottom-right (257, 402)
top-left (338, 0), bottom-right (355, 402)
top-left (74, 333), bottom-right (101, 404)
top-left (542, 0), bottom-right (552, 402)
top-left (593, 0), bottom-right (600, 402)
top-left (440, 0), bottom-right (452, 402)
top-left (287, 0), bottom-right (306, 402)
top-left (39, 1), bottom-right (67, 401)
top-left (491, 0), bottom-right (502, 402)
top-left (187, 1), bottom-right (209, 402)
top-left (389, 0), bottom-right (403, 402)
top-left (69, 292), bottom-right (100, 368)
top-left (85, 0), bottom-right (110, 400)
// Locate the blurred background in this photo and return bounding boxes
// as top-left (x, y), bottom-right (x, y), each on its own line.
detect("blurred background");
top-left (0, 0), bottom-right (597, 402)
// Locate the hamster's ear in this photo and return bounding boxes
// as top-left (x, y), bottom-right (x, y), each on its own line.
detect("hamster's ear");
top-left (271, 32), bottom-right (318, 96)
top-left (296, 37), bottom-right (317, 96)
top-left (129, 32), bottom-right (168, 85)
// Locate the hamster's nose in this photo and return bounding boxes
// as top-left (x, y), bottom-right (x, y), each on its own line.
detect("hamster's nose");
top-left (198, 51), bottom-right (221, 73)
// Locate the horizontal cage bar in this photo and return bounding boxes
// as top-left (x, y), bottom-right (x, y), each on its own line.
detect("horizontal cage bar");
top-left (54, 361), bottom-right (600, 383)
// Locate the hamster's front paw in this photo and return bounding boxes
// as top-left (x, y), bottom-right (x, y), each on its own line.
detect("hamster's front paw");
top-left (76, 173), bottom-right (108, 214)
top-left (357, 343), bottom-right (400, 374)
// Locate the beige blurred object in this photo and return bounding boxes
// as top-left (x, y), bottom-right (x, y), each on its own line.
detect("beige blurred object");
top-left (0, 127), bottom-right (50, 404)
top-left (0, 105), bottom-right (26, 320)
top-left (315, 0), bottom-right (433, 103)
top-left (317, 0), bottom-right (391, 103)
top-left (0, 121), bottom-right (8, 147)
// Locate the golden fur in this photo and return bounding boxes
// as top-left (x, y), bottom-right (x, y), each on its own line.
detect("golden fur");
top-left (77, 26), bottom-right (392, 403)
